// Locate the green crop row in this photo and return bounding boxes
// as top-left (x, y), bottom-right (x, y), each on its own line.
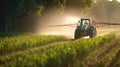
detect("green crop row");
top-left (1, 34), bottom-right (115, 67)
top-left (0, 34), bottom-right (66, 55)
top-left (96, 40), bottom-right (120, 67)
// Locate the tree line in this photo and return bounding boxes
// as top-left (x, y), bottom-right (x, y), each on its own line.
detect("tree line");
top-left (0, 0), bottom-right (98, 33)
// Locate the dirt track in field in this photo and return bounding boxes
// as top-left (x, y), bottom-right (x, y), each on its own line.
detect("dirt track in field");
top-left (87, 40), bottom-right (119, 67)
top-left (107, 50), bottom-right (120, 67)
top-left (97, 40), bottom-right (118, 59)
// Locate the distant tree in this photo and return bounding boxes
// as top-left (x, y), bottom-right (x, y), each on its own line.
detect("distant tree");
top-left (87, 0), bottom-right (120, 22)
top-left (0, 0), bottom-right (44, 32)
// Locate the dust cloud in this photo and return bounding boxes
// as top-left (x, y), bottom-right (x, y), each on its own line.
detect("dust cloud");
top-left (35, 8), bottom-right (83, 39)
top-left (97, 25), bottom-right (120, 36)
top-left (86, 1), bottom-right (120, 23)
top-left (34, 5), bottom-right (120, 39)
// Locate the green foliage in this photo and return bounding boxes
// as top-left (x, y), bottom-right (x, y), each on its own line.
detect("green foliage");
top-left (16, 0), bottom-right (44, 16)
top-left (0, 34), bottom-right (115, 67)
top-left (2, 0), bottom-right (95, 16)
top-left (0, 34), bottom-right (66, 55)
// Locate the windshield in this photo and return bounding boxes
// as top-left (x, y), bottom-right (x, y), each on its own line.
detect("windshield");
top-left (81, 19), bottom-right (90, 25)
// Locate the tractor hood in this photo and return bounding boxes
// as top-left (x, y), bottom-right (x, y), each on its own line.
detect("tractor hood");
top-left (79, 25), bottom-right (88, 30)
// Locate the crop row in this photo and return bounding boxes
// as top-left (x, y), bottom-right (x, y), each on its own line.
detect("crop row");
top-left (0, 34), bottom-right (115, 67)
top-left (0, 34), bottom-right (66, 55)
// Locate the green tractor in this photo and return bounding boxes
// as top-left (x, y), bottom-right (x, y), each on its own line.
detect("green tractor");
top-left (74, 18), bottom-right (97, 39)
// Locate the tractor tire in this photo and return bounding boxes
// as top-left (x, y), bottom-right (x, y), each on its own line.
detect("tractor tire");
top-left (74, 29), bottom-right (82, 39)
top-left (89, 28), bottom-right (97, 38)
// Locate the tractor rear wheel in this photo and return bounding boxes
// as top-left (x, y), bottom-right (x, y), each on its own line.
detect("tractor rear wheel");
top-left (89, 28), bottom-right (97, 38)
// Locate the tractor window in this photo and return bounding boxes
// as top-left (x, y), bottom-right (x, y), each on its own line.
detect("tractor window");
top-left (82, 20), bottom-right (90, 25)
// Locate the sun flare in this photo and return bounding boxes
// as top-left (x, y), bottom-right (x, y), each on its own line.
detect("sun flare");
top-left (109, 0), bottom-right (120, 2)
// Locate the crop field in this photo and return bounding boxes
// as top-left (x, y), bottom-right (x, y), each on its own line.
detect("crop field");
top-left (1, 0), bottom-right (120, 67)
top-left (0, 33), bottom-right (119, 67)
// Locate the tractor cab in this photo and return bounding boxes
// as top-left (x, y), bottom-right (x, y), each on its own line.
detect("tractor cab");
top-left (79, 18), bottom-right (91, 26)
top-left (77, 18), bottom-right (91, 30)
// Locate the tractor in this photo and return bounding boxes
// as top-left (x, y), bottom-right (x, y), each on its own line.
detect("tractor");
top-left (44, 17), bottom-right (120, 39)
top-left (74, 18), bottom-right (97, 39)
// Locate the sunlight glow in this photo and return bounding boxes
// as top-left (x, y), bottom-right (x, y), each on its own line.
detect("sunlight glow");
top-left (117, 0), bottom-right (120, 2)
top-left (109, 0), bottom-right (120, 2)
top-left (66, 16), bottom-right (79, 23)
top-left (109, 0), bottom-right (112, 1)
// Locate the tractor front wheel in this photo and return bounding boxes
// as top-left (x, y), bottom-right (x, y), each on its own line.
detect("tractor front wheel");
top-left (74, 29), bottom-right (82, 39)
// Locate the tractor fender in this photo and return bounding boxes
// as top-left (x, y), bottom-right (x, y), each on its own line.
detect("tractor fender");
top-left (89, 25), bottom-right (96, 30)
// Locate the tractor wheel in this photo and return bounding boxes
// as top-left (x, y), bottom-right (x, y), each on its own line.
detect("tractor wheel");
top-left (74, 29), bottom-right (81, 39)
top-left (89, 28), bottom-right (97, 38)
